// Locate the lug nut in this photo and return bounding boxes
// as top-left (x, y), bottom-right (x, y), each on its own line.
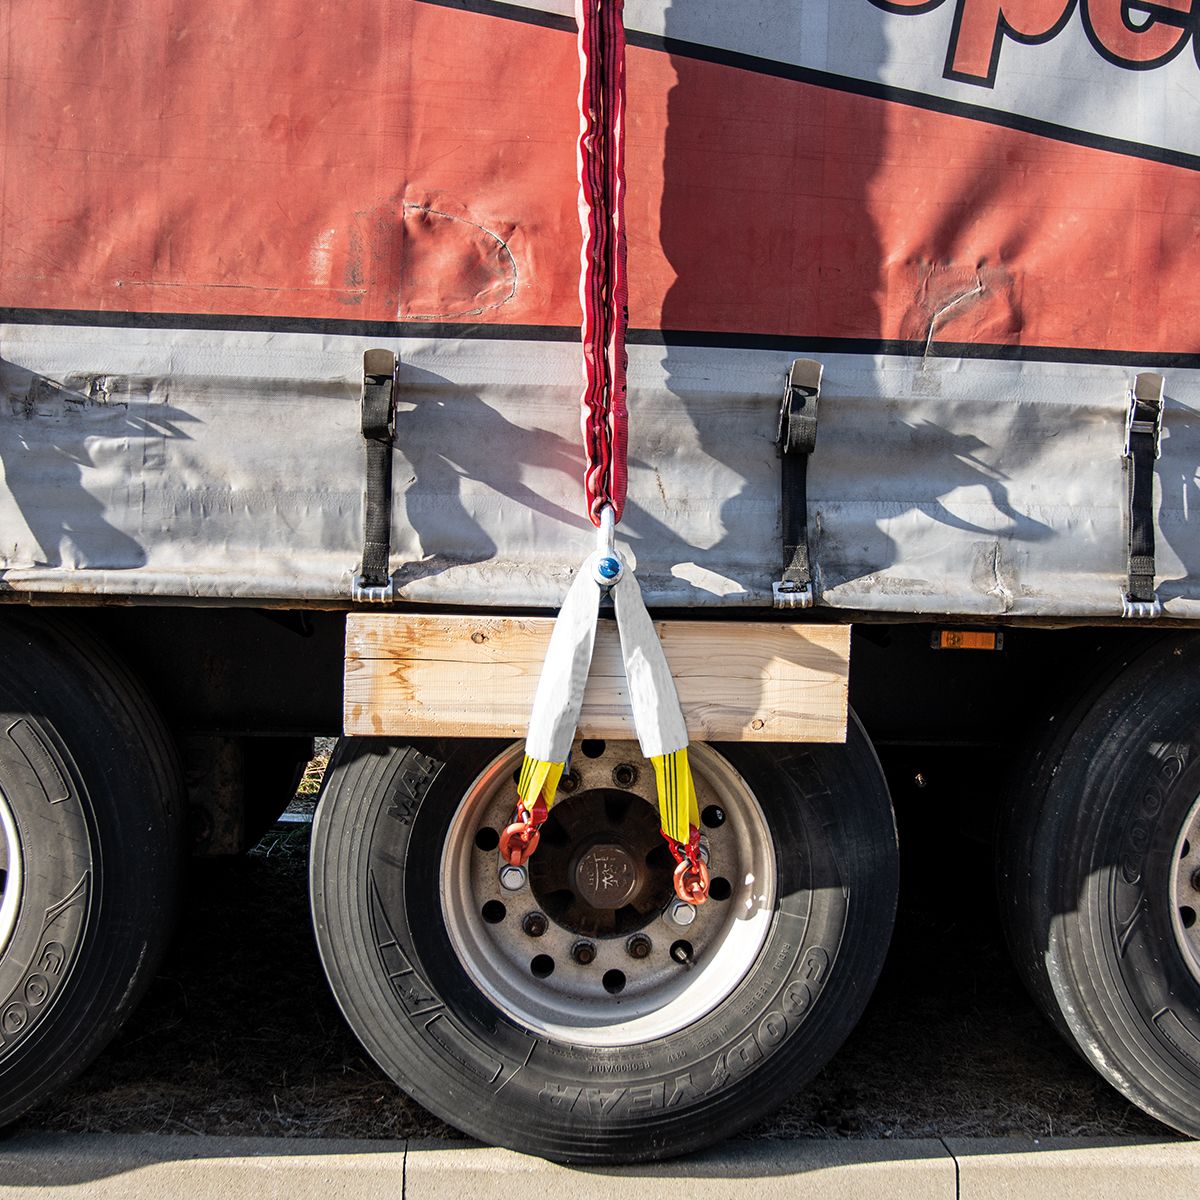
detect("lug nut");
top-left (1192, 868), bottom-right (1200, 892)
top-left (626, 933), bottom-right (652, 959)
top-left (572, 940), bottom-right (597, 965)
top-left (499, 864), bottom-right (528, 891)
top-left (666, 898), bottom-right (697, 927)
top-left (612, 762), bottom-right (638, 788)
top-left (559, 771), bottom-right (580, 794)
top-left (522, 911), bottom-right (548, 938)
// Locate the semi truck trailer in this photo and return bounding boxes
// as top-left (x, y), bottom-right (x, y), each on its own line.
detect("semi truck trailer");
top-left (1, 0), bottom-right (1199, 1162)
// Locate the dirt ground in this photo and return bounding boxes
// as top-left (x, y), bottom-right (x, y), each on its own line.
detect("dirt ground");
top-left (12, 747), bottom-right (1172, 1144)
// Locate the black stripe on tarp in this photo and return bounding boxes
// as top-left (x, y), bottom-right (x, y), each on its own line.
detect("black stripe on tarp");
top-left (4, 306), bottom-right (1200, 369)
top-left (629, 329), bottom-right (1200, 370)
top-left (412, 0), bottom-right (1200, 175)
top-left (0, 306), bottom-right (575, 342)
top-left (415, 0), bottom-right (574, 33)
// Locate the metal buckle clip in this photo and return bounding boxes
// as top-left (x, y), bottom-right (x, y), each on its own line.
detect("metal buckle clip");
top-left (361, 348), bottom-right (397, 439)
top-left (1124, 371), bottom-right (1164, 460)
top-left (777, 358), bottom-right (823, 454)
top-left (352, 574), bottom-right (396, 603)
top-left (772, 580), bottom-right (814, 610)
top-left (1121, 596), bottom-right (1162, 620)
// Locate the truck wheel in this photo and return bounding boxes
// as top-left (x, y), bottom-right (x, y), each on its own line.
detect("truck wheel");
top-left (311, 724), bottom-right (897, 1162)
top-left (0, 615), bottom-right (183, 1125)
top-left (1000, 634), bottom-right (1200, 1138)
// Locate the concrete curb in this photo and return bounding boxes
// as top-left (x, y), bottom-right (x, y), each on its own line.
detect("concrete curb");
top-left (0, 1133), bottom-right (1196, 1198)
top-left (947, 1137), bottom-right (1200, 1200)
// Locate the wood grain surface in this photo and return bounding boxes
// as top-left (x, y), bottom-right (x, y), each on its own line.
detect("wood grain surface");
top-left (345, 615), bottom-right (849, 743)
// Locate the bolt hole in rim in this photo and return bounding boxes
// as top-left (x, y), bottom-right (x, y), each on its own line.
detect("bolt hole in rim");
top-left (0, 789), bottom-right (23, 959)
top-left (1171, 795), bottom-right (1200, 986)
top-left (441, 740), bottom-right (776, 1047)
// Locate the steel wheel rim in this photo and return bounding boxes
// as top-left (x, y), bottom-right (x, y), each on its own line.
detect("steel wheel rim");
top-left (441, 739), bottom-right (776, 1046)
top-left (1170, 792), bottom-right (1200, 986)
top-left (0, 788), bottom-right (23, 959)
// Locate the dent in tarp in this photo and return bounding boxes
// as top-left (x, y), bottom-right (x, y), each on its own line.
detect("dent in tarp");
top-left (301, 198), bottom-right (520, 320)
top-left (399, 202), bottom-right (519, 321)
top-left (0, 325), bottom-right (1198, 619)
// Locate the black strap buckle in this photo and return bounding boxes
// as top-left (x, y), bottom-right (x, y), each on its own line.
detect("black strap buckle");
top-left (1122, 371), bottom-right (1164, 619)
top-left (1123, 371), bottom-right (1164, 460)
top-left (777, 357), bottom-right (821, 456)
top-left (355, 349), bottom-right (398, 602)
top-left (774, 359), bottom-right (823, 609)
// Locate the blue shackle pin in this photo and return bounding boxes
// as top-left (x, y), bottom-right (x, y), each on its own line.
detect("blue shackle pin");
top-left (592, 506), bottom-right (623, 586)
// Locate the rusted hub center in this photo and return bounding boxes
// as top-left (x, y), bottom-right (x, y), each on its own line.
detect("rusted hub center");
top-left (528, 787), bottom-right (676, 937)
top-left (574, 843), bottom-right (638, 909)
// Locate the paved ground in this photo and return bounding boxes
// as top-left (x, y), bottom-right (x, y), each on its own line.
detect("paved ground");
top-left (8, 745), bottom-right (1178, 1144)
top-left (1, 1134), bottom-right (1199, 1199)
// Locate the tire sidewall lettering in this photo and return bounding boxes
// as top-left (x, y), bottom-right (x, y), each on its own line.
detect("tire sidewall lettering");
top-left (370, 743), bottom-right (852, 1096)
top-left (315, 731), bottom-right (898, 1153)
top-left (1105, 745), bottom-right (1200, 1057)
top-left (0, 616), bottom-right (182, 1126)
top-left (0, 723), bottom-right (93, 1062)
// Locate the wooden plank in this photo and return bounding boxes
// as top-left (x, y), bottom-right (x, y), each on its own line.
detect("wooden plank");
top-left (345, 614), bottom-right (849, 743)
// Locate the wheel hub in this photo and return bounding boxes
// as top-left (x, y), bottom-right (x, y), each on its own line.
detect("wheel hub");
top-left (573, 842), bottom-right (638, 909)
top-left (440, 738), bottom-right (776, 1046)
top-left (528, 787), bottom-right (675, 938)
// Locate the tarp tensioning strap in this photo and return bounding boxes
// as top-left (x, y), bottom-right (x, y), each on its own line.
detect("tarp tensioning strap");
top-left (1123, 371), bottom-right (1164, 615)
top-left (357, 350), bottom-right (397, 593)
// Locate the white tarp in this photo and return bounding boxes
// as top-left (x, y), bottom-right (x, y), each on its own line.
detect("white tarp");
top-left (1, 322), bottom-right (1194, 618)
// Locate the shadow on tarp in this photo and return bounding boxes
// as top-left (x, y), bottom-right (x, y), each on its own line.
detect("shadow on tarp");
top-left (0, 358), bottom-right (199, 573)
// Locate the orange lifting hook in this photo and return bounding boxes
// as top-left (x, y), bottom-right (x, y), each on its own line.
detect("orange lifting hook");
top-left (498, 795), bottom-right (548, 868)
top-left (673, 856), bottom-right (710, 905)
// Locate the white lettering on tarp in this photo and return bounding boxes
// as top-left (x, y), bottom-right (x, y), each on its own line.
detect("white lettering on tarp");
top-left (871, 0), bottom-right (1197, 86)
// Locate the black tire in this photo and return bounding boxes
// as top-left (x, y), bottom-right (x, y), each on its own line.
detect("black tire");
top-left (0, 614), bottom-right (184, 1124)
top-left (1000, 633), bottom-right (1200, 1137)
top-left (310, 721), bottom-right (898, 1163)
